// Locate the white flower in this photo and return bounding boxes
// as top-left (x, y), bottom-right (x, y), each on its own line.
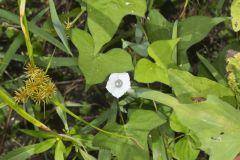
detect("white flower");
top-left (106, 73), bottom-right (131, 98)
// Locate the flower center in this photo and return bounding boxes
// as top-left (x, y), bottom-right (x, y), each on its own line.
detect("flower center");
top-left (115, 79), bottom-right (123, 88)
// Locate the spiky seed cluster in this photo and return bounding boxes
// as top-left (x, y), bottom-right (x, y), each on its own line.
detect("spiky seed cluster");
top-left (14, 63), bottom-right (56, 104)
top-left (226, 52), bottom-right (240, 108)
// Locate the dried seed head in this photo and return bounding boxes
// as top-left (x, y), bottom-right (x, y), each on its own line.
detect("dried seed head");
top-left (14, 87), bottom-right (29, 103)
top-left (14, 63), bottom-right (56, 104)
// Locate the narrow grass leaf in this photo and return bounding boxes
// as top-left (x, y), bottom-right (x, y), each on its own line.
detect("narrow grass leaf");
top-left (197, 53), bottom-right (227, 86)
top-left (0, 34), bottom-right (24, 77)
top-left (49, 0), bottom-right (72, 56)
top-left (0, 88), bottom-right (51, 131)
top-left (0, 139), bottom-right (56, 160)
top-left (0, 53), bottom-right (78, 68)
top-left (0, 9), bottom-right (68, 53)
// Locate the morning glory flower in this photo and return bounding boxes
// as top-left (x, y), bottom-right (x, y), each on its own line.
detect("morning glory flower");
top-left (106, 73), bottom-right (131, 98)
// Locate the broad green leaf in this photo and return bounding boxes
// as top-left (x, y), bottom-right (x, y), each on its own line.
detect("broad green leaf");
top-left (150, 129), bottom-right (169, 160)
top-left (93, 109), bottom-right (166, 160)
top-left (178, 16), bottom-right (227, 70)
top-left (134, 59), bottom-right (169, 84)
top-left (148, 38), bottom-right (180, 67)
top-left (170, 113), bottom-right (188, 133)
top-left (98, 149), bottom-right (111, 160)
top-left (0, 34), bottom-right (24, 77)
top-left (174, 136), bottom-right (199, 160)
top-left (71, 28), bottom-right (133, 85)
top-left (135, 89), bottom-right (240, 160)
top-left (173, 96), bottom-right (240, 160)
top-left (168, 69), bottom-right (235, 103)
top-left (0, 139), bottom-right (56, 160)
top-left (54, 140), bottom-right (66, 160)
top-left (134, 39), bottom-right (179, 85)
top-left (85, 0), bottom-right (147, 53)
top-left (231, 0), bottom-right (240, 32)
top-left (145, 9), bottom-right (173, 42)
top-left (49, 0), bottom-right (72, 56)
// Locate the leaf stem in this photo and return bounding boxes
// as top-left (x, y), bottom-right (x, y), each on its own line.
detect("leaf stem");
top-left (52, 99), bottom-right (130, 140)
top-left (19, 0), bottom-right (35, 65)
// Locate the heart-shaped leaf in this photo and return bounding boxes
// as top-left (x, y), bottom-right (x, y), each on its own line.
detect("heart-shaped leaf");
top-left (178, 16), bottom-right (227, 70)
top-left (145, 9), bottom-right (173, 42)
top-left (135, 89), bottom-right (240, 160)
top-left (71, 28), bottom-right (133, 85)
top-left (173, 96), bottom-right (240, 160)
top-left (168, 69), bottom-right (235, 104)
top-left (145, 11), bottom-right (227, 70)
top-left (93, 109), bottom-right (166, 160)
top-left (85, 0), bottom-right (147, 53)
top-left (174, 136), bottom-right (199, 160)
top-left (134, 39), bottom-right (179, 85)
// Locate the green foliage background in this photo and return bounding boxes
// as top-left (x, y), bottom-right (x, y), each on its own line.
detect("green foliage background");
top-left (0, 0), bottom-right (240, 160)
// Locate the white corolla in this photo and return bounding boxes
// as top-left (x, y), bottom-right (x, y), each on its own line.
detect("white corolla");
top-left (106, 73), bottom-right (131, 98)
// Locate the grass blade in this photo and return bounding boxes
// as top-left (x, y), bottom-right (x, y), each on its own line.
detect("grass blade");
top-left (197, 53), bottom-right (227, 86)
top-left (0, 53), bottom-right (78, 68)
top-left (0, 88), bottom-right (51, 131)
top-left (0, 9), bottom-right (68, 54)
top-left (49, 0), bottom-right (72, 56)
top-left (0, 34), bottom-right (24, 77)
top-left (0, 139), bottom-right (56, 160)
top-left (31, 7), bottom-right (49, 24)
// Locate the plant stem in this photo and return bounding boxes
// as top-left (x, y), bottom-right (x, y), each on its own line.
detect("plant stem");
top-left (52, 99), bottom-right (130, 140)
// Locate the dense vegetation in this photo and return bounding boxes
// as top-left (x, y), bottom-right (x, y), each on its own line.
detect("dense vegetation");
top-left (0, 0), bottom-right (240, 160)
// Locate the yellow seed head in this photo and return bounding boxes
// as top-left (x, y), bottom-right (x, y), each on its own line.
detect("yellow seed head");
top-left (14, 63), bottom-right (56, 104)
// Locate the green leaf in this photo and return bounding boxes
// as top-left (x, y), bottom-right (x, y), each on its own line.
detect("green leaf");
top-left (85, 0), bottom-right (147, 53)
top-left (79, 149), bottom-right (96, 160)
top-left (0, 9), bottom-right (68, 53)
top-left (150, 129), bottom-right (169, 160)
top-left (0, 34), bottom-right (24, 77)
top-left (20, 129), bottom-right (59, 139)
top-left (93, 109), bottom-right (166, 160)
top-left (98, 149), bottom-right (111, 160)
top-left (231, 0), bottom-right (240, 32)
top-left (0, 53), bottom-right (78, 68)
top-left (170, 113), bottom-right (188, 133)
top-left (145, 9), bottom-right (173, 42)
top-left (134, 39), bottom-right (179, 85)
top-left (135, 88), bottom-right (240, 160)
top-left (174, 136), bottom-right (199, 160)
top-left (134, 59), bottom-right (169, 84)
top-left (168, 69), bottom-right (235, 103)
top-left (71, 28), bottom-right (133, 85)
top-left (134, 88), bottom-right (179, 107)
top-left (54, 140), bottom-right (66, 160)
top-left (173, 96), bottom-right (240, 160)
top-left (49, 0), bottom-right (72, 56)
top-left (178, 16), bottom-right (227, 70)
top-left (54, 91), bottom-right (69, 131)
top-left (0, 139), bottom-right (56, 160)
top-left (148, 38), bottom-right (180, 67)
top-left (0, 88), bottom-right (51, 131)
top-left (197, 53), bottom-right (227, 86)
